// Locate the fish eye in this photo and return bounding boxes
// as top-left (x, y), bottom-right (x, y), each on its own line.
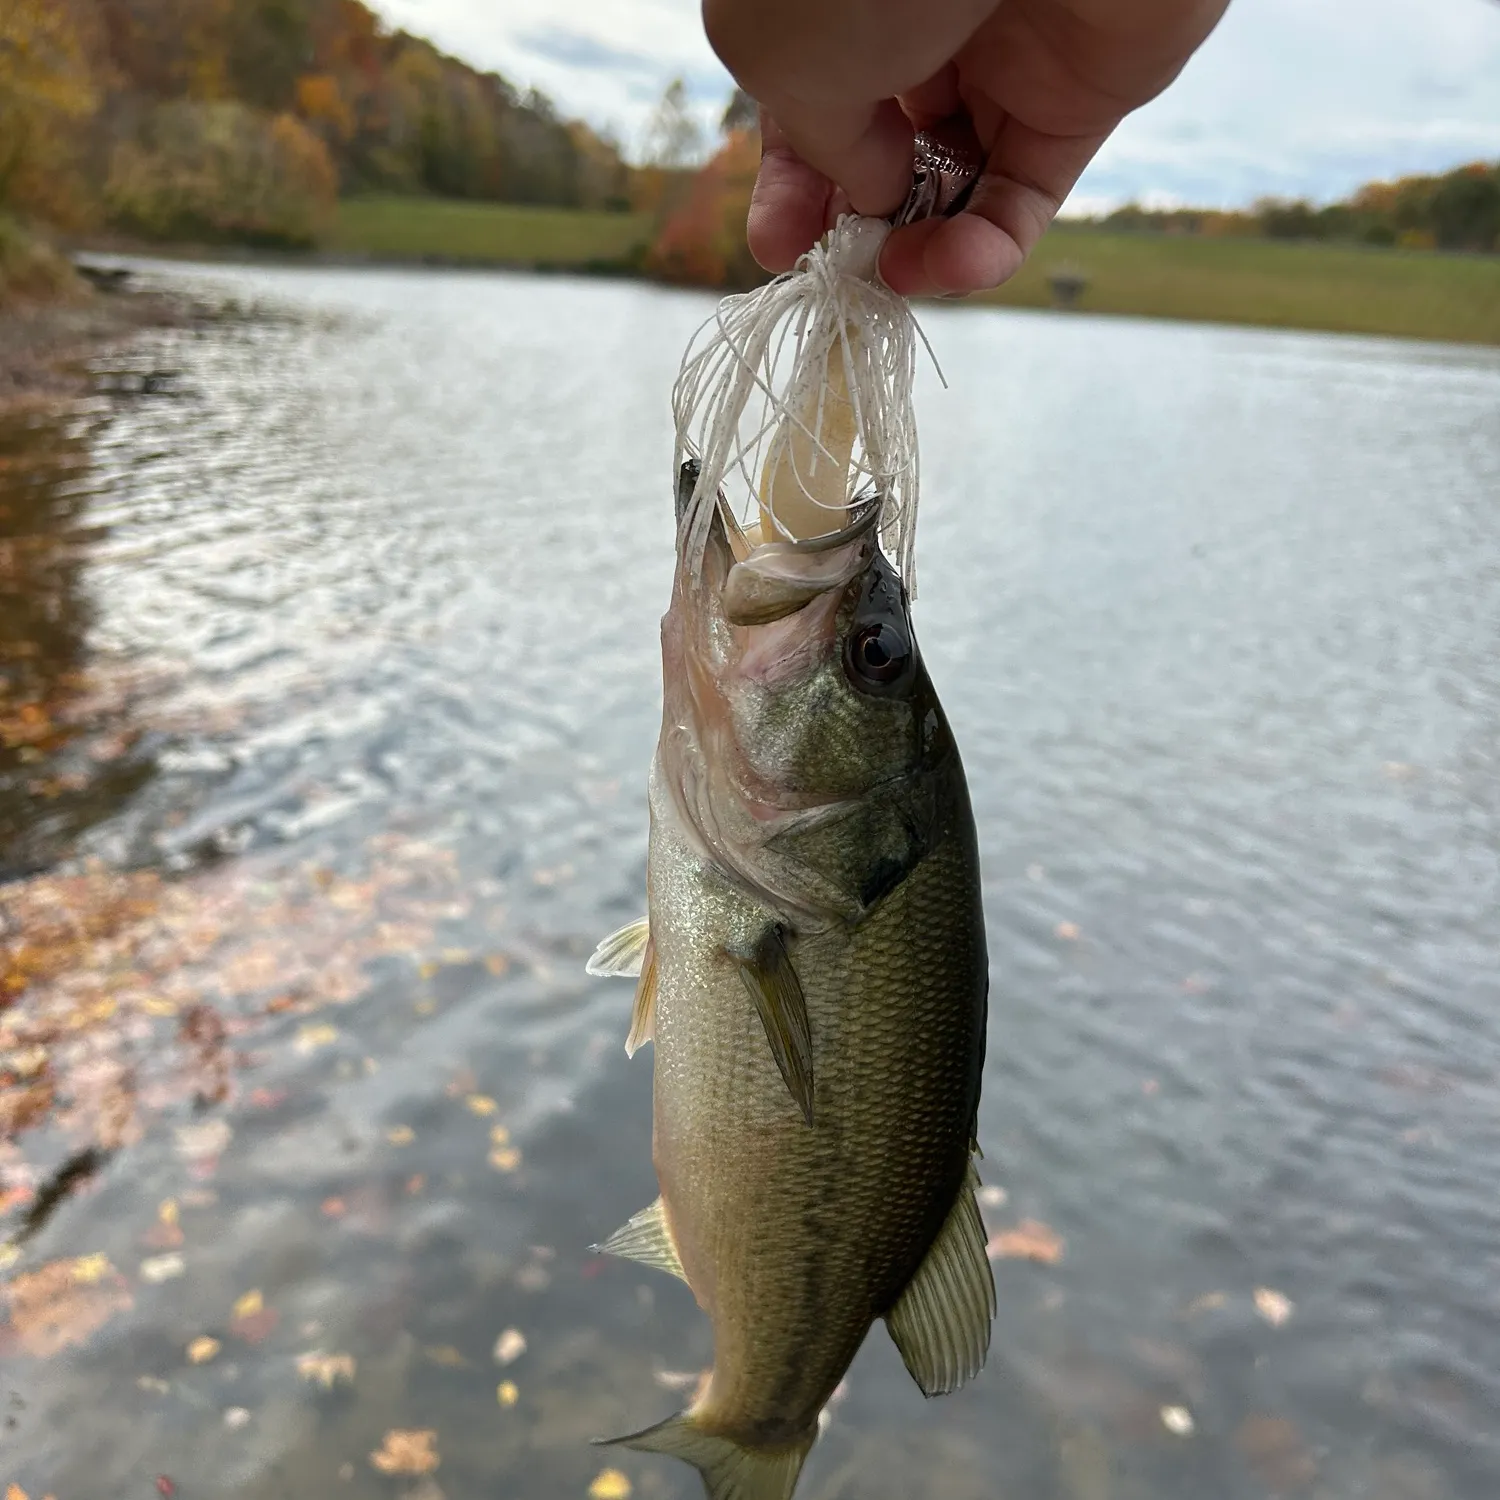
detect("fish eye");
top-left (847, 621), bottom-right (910, 687)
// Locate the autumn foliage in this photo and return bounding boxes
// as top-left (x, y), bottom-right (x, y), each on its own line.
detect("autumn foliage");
top-left (646, 127), bottom-right (765, 291)
top-left (1104, 161), bottom-right (1500, 254)
top-left (1, 0), bottom-right (630, 250)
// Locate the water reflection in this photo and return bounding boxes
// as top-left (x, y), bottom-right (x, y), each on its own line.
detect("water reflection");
top-left (0, 406), bottom-right (160, 879)
top-left (1, 263), bottom-right (1498, 1499)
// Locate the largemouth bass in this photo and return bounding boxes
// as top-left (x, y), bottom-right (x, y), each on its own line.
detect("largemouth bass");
top-left (588, 462), bottom-right (992, 1500)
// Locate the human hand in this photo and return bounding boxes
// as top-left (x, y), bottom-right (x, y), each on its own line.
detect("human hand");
top-left (702, 0), bottom-right (1230, 295)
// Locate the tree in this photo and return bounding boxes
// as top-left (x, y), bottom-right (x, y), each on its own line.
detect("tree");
top-left (643, 78), bottom-right (703, 168)
top-left (721, 86), bottom-right (756, 136)
top-left (0, 0), bottom-right (99, 220)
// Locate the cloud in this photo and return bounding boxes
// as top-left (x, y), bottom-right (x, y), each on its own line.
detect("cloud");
top-left (369, 0), bottom-right (1500, 199)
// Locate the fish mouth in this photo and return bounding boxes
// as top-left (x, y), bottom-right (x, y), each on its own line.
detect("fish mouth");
top-left (720, 498), bottom-right (883, 627)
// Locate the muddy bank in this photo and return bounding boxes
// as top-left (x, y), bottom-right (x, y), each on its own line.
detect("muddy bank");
top-left (0, 276), bottom-right (195, 416)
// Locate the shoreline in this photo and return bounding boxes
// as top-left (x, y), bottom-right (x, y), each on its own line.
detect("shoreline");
top-left (0, 282), bottom-right (195, 419)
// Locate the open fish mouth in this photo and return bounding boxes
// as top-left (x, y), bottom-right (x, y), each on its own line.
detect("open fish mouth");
top-left (674, 459), bottom-right (885, 627)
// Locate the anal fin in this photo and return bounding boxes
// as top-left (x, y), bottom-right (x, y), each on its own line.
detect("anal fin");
top-left (592, 1197), bottom-right (686, 1282)
top-left (587, 918), bottom-right (650, 978)
top-left (599, 1411), bottom-right (814, 1500)
top-left (885, 1161), bottom-right (996, 1397)
top-left (730, 927), bottom-right (814, 1126)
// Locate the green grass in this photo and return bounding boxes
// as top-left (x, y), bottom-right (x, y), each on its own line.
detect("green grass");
top-left (980, 224), bottom-right (1500, 345)
top-left (328, 195), bottom-right (652, 269)
top-left (324, 197), bottom-right (1500, 345)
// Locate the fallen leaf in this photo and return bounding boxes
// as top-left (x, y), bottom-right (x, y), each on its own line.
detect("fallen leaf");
top-left (321, 1197), bottom-right (347, 1218)
top-left (296, 1351), bottom-right (356, 1388)
top-left (465, 1095), bottom-right (497, 1116)
top-left (0, 1244), bottom-right (19, 1271)
top-left (140, 1253), bottom-right (186, 1284)
top-left (224, 1406), bottom-right (251, 1429)
top-left (156, 1479), bottom-right (175, 1498)
top-left (295, 1024), bottom-right (339, 1055)
top-left (1254, 1288), bottom-right (1294, 1327)
top-left (987, 1220), bottom-right (1065, 1265)
top-left (187, 1336), bottom-right (221, 1364)
top-left (489, 1124), bottom-right (511, 1147)
top-left (1160, 1405), bottom-right (1195, 1436)
top-left (176, 1120), bottom-right (232, 1160)
top-left (497, 1380), bottom-right (518, 1407)
top-left (1234, 1414), bottom-right (1317, 1492)
top-left (5, 1257), bottom-right (133, 1356)
top-left (405, 1174), bottom-right (425, 1195)
top-left (1186, 1291), bottom-right (1227, 1316)
top-left (370, 1430), bottom-right (440, 1476)
top-left (387, 1125), bottom-right (415, 1146)
top-left (1054, 921), bottom-right (1080, 941)
top-left (7, 1484), bottom-right (27, 1500)
top-left (70, 1252), bottom-right (112, 1284)
top-left (493, 1328), bottom-right (526, 1365)
top-left (232, 1307), bottom-right (280, 1345)
top-left (489, 1147), bottom-right (522, 1173)
top-left (484, 954), bottom-right (509, 976)
top-left (588, 1468), bottom-right (632, 1500)
top-left (515, 1260), bottom-right (551, 1292)
top-left (232, 1289), bottom-right (264, 1319)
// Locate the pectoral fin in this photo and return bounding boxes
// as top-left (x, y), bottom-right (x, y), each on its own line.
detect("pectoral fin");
top-left (591, 1197), bottom-right (686, 1282)
top-left (730, 928), bottom-right (814, 1126)
top-left (885, 1162), bottom-right (996, 1397)
top-left (586, 918), bottom-right (651, 978)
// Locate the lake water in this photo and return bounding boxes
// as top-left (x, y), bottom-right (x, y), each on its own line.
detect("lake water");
top-left (2, 261), bottom-right (1499, 1500)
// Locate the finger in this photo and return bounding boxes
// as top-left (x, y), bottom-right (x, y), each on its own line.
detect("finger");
top-left (747, 109), bottom-right (836, 272)
top-left (897, 64), bottom-right (963, 131)
top-left (879, 118), bottom-right (1110, 296)
top-left (769, 95), bottom-right (914, 219)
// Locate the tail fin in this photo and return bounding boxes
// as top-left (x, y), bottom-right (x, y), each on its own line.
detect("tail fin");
top-left (599, 1411), bottom-right (814, 1500)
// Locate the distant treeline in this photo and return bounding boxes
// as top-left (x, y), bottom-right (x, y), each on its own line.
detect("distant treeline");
top-left (2, 0), bottom-right (631, 248)
top-left (1099, 161), bottom-right (1500, 254)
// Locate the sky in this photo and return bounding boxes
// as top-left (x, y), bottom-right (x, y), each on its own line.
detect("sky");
top-left (370, 0), bottom-right (1500, 211)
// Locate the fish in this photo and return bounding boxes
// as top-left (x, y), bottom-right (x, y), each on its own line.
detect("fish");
top-left (586, 461), bottom-right (993, 1500)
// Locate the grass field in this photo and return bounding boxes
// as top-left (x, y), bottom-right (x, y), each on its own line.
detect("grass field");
top-left (328, 196), bottom-right (652, 269)
top-left (982, 223), bottom-right (1500, 345)
top-left (326, 196), bottom-right (1500, 346)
